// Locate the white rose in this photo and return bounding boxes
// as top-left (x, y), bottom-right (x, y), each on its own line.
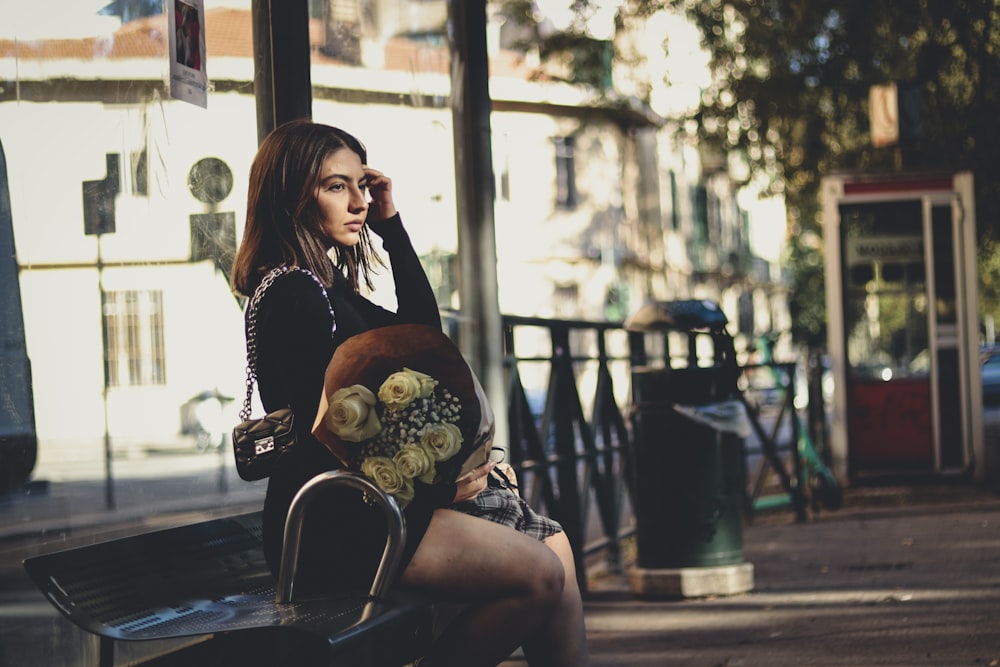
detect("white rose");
top-left (324, 385), bottom-right (381, 442)
top-left (378, 370), bottom-right (424, 410)
top-left (394, 478), bottom-right (415, 508)
top-left (394, 443), bottom-right (437, 484)
top-left (420, 422), bottom-right (462, 462)
top-left (361, 456), bottom-right (407, 495)
top-left (402, 367), bottom-right (438, 398)
top-left (361, 457), bottom-right (415, 508)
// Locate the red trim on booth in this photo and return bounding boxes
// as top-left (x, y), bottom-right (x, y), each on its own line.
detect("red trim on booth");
top-left (843, 176), bottom-right (954, 195)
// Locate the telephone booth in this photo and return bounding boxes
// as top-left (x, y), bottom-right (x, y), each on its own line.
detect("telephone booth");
top-left (822, 172), bottom-right (984, 483)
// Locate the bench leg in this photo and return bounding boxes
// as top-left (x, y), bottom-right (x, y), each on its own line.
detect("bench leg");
top-left (99, 636), bottom-right (114, 667)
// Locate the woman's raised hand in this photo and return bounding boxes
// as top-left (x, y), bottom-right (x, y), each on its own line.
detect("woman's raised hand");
top-left (363, 166), bottom-right (397, 223)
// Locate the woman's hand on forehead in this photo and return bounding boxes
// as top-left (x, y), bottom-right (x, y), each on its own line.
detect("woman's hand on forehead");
top-left (363, 166), bottom-right (397, 221)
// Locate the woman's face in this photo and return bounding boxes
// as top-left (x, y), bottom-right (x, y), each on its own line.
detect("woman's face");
top-left (314, 147), bottom-right (369, 248)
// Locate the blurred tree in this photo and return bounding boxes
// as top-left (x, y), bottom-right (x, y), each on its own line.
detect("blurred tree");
top-left (650, 0), bottom-right (1000, 344)
top-left (497, 0), bottom-right (1000, 343)
top-left (496, 0), bottom-right (618, 90)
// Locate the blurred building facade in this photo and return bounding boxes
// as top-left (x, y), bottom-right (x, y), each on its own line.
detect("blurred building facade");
top-left (0, 0), bottom-right (789, 477)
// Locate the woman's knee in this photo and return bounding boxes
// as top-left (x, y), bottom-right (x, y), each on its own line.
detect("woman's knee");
top-left (493, 528), bottom-right (565, 602)
top-left (524, 541), bottom-right (566, 606)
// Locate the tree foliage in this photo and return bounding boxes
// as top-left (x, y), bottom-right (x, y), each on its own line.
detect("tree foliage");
top-left (499, 1), bottom-right (1000, 343)
top-left (660, 0), bottom-right (1000, 344)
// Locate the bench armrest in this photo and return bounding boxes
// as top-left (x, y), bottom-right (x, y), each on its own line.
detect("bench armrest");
top-left (277, 470), bottom-right (407, 604)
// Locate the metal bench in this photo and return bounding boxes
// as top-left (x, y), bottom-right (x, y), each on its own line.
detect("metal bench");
top-left (22, 470), bottom-right (434, 667)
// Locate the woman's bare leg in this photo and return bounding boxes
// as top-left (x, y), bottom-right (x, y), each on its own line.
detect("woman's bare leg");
top-left (399, 509), bottom-right (566, 667)
top-left (521, 531), bottom-right (591, 666)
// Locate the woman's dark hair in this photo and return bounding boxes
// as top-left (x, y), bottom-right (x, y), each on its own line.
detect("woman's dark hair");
top-left (231, 119), bottom-right (384, 297)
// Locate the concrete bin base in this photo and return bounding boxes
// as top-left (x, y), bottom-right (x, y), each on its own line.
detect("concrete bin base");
top-left (628, 561), bottom-right (755, 599)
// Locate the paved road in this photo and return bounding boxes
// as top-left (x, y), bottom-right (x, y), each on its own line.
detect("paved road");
top-left (500, 487), bottom-right (1000, 667)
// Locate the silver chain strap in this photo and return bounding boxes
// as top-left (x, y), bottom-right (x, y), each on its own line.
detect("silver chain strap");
top-left (239, 266), bottom-right (336, 422)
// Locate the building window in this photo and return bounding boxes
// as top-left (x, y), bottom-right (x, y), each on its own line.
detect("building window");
top-left (553, 281), bottom-right (580, 317)
top-left (554, 136), bottom-right (577, 209)
top-left (130, 146), bottom-right (148, 196)
top-left (103, 290), bottom-right (166, 387)
top-left (497, 132), bottom-right (511, 202)
top-left (692, 184), bottom-right (709, 245)
top-left (669, 170), bottom-right (680, 230)
top-left (419, 249), bottom-right (458, 309)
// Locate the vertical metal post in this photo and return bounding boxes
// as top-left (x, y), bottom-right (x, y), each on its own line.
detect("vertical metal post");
top-left (83, 152), bottom-right (120, 510)
top-left (447, 0), bottom-right (508, 453)
top-left (550, 324), bottom-right (586, 589)
top-left (251, 0), bottom-right (313, 144)
top-left (97, 236), bottom-right (115, 510)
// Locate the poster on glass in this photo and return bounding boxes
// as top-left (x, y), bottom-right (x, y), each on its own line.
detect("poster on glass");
top-left (168, 0), bottom-right (208, 108)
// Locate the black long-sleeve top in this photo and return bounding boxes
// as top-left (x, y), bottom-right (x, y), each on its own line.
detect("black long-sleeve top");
top-left (251, 214), bottom-right (445, 589)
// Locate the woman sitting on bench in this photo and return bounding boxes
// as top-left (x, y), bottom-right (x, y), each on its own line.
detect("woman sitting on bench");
top-left (230, 119), bottom-right (590, 667)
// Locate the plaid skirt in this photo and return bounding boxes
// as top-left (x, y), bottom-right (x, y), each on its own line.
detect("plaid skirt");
top-left (449, 474), bottom-right (563, 542)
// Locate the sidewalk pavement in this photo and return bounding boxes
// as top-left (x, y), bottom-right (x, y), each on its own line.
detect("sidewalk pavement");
top-left (3, 475), bottom-right (999, 667)
top-left (550, 483), bottom-right (1000, 667)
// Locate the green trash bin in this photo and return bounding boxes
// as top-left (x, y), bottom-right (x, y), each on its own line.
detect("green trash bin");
top-left (627, 300), bottom-right (747, 570)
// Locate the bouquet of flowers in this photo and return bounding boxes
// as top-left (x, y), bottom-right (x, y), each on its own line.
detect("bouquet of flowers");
top-left (312, 324), bottom-right (495, 508)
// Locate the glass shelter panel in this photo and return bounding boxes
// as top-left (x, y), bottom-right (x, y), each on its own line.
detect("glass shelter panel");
top-left (840, 201), bottom-right (934, 471)
top-left (0, 3), bottom-right (283, 663)
top-left (308, 1), bottom-right (458, 308)
top-left (0, 3), bottom-right (478, 662)
top-left (0, 0), bottom-right (472, 532)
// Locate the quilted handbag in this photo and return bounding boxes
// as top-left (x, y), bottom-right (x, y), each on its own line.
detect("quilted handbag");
top-left (232, 407), bottom-right (296, 481)
top-left (231, 266), bottom-right (335, 482)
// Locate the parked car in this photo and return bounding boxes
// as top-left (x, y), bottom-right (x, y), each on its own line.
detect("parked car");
top-left (982, 347), bottom-right (1000, 406)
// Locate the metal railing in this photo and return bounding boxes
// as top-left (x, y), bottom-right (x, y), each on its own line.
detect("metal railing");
top-left (501, 316), bottom-right (641, 592)
top-left (445, 312), bottom-right (823, 594)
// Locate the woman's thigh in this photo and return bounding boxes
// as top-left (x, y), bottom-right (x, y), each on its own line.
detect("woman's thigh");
top-left (400, 508), bottom-right (565, 601)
